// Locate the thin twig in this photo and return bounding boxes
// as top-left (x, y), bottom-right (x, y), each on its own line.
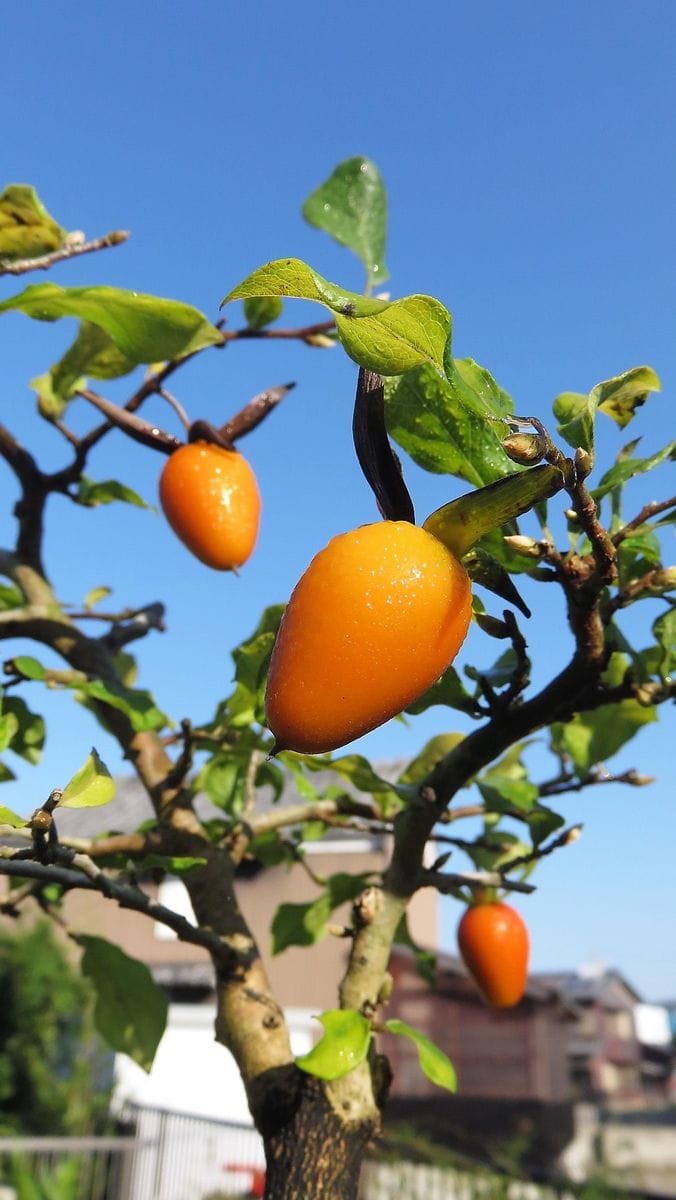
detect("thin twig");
top-left (612, 495), bottom-right (676, 546)
top-left (0, 230), bottom-right (129, 277)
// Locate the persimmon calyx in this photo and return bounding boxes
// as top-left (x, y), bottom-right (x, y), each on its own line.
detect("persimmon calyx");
top-left (422, 464), bottom-right (564, 559)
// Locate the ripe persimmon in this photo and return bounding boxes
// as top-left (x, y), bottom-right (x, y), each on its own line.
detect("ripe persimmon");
top-left (265, 520), bottom-right (471, 754)
top-left (159, 442), bottom-right (261, 570)
top-left (457, 900), bottom-right (529, 1008)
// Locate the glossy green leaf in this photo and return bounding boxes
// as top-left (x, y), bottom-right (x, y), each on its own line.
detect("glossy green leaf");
top-left (384, 1018), bottom-right (456, 1092)
top-left (385, 360), bottom-right (514, 488)
top-left (0, 283), bottom-right (223, 362)
top-left (302, 156), bottom-right (389, 290)
top-left (76, 476), bottom-right (150, 509)
top-left (617, 530), bottom-right (662, 587)
top-left (554, 366), bottom-right (661, 453)
top-left (243, 295), bottom-right (283, 329)
top-left (223, 258), bottom-right (450, 375)
top-left (296, 1009), bottom-right (370, 1081)
top-left (0, 184), bottom-right (65, 261)
top-left (78, 935), bottom-right (168, 1072)
top-left (60, 749), bottom-right (115, 808)
top-left (1, 696), bottom-right (45, 764)
top-left (271, 873), bottom-right (371, 954)
top-left (31, 321), bottom-right (137, 418)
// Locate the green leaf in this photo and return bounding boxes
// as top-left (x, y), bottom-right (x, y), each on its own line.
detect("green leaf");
top-left (243, 295), bottom-right (283, 329)
top-left (140, 855), bottom-right (207, 874)
top-left (653, 608), bottom-right (676, 683)
top-left (10, 656), bottom-right (46, 681)
top-left (76, 678), bottom-right (168, 733)
top-left (83, 585), bottom-right (112, 611)
top-left (0, 711), bottom-right (19, 753)
top-left (383, 1018), bottom-right (457, 1092)
top-left (302, 156), bottom-right (389, 291)
top-left (296, 1009), bottom-right (371, 1081)
top-left (0, 583), bottom-right (24, 610)
top-left (596, 365), bottom-right (661, 429)
top-left (0, 697), bottom-right (45, 764)
top-left (78, 935), bottom-right (168, 1072)
top-left (554, 366), bottom-right (661, 453)
top-left (551, 697), bottom-right (657, 777)
top-left (405, 666), bottom-right (478, 717)
top-left (478, 774), bottom-right (539, 813)
top-left (0, 805), bottom-right (25, 827)
top-left (222, 258), bottom-right (450, 375)
top-left (60, 749), bottom-right (115, 808)
top-left (76, 476), bottom-right (150, 509)
top-left (0, 184), bottom-right (66, 261)
top-left (462, 547), bottom-right (531, 617)
top-left (271, 873), bottom-right (371, 954)
top-left (0, 283), bottom-right (223, 362)
top-left (385, 360), bottom-right (514, 488)
top-left (31, 321), bottom-right (137, 419)
top-left (617, 530), bottom-right (662, 587)
top-left (399, 734), bottom-right (465, 786)
top-left (225, 604), bottom-right (285, 727)
top-left (593, 440), bottom-right (675, 504)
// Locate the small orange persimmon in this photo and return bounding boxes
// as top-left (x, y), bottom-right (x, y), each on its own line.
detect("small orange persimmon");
top-left (457, 900), bottom-right (529, 1008)
top-left (265, 520), bottom-right (472, 754)
top-left (159, 442), bottom-right (261, 571)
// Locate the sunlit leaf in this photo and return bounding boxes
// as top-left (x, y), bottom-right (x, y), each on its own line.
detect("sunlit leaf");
top-left (302, 156), bottom-right (389, 290)
top-left (60, 749), bottom-right (115, 808)
top-left (0, 696), bottom-right (45, 764)
top-left (10, 656), bottom-right (46, 681)
top-left (222, 258), bottom-right (450, 375)
top-left (76, 476), bottom-right (151, 509)
top-left (271, 873), bottom-right (371, 954)
top-left (383, 1018), bottom-right (457, 1092)
top-left (31, 321), bottom-right (137, 418)
top-left (0, 283), bottom-right (223, 362)
top-left (0, 184), bottom-right (66, 261)
top-left (592, 440), bottom-right (675, 502)
top-left (296, 1009), bottom-right (370, 1081)
top-left (399, 734), bottom-right (465, 786)
top-left (554, 366), bottom-right (661, 453)
top-left (0, 805), bottom-right (24, 827)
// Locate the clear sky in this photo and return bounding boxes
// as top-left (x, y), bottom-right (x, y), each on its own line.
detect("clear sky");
top-left (2, 1), bottom-right (674, 1000)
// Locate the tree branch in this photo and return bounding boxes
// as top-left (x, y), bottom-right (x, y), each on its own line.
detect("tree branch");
top-left (0, 230), bottom-right (129, 277)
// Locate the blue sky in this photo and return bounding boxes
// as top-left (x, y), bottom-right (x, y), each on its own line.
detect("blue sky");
top-left (2, 1), bottom-right (674, 999)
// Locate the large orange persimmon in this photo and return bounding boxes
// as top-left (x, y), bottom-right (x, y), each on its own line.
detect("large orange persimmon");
top-left (265, 520), bottom-right (472, 753)
top-left (159, 442), bottom-right (261, 571)
top-left (457, 901), bottom-right (529, 1008)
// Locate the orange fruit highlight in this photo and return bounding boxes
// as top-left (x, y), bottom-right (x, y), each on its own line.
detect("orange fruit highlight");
top-left (159, 442), bottom-right (261, 571)
top-left (265, 521), bottom-right (472, 753)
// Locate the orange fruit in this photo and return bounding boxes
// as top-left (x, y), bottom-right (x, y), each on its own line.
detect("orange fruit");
top-left (457, 901), bottom-right (529, 1008)
top-left (159, 442), bottom-right (261, 570)
top-left (265, 520), bottom-right (471, 753)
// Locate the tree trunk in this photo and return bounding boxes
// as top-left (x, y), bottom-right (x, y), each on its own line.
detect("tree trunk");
top-left (254, 1070), bottom-right (378, 1200)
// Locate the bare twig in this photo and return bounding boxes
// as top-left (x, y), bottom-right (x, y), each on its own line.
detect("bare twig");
top-left (419, 867), bottom-right (536, 895)
top-left (612, 495), bottom-right (676, 546)
top-left (0, 230), bottom-right (129, 277)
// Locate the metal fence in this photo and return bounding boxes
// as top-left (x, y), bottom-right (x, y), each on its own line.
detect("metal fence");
top-left (0, 1135), bottom-right (139, 1200)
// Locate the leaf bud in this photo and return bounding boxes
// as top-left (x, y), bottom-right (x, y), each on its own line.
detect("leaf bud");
top-left (503, 534), bottom-right (542, 559)
top-left (502, 433), bottom-right (547, 465)
top-left (575, 447), bottom-right (593, 479)
top-left (303, 333), bottom-right (337, 349)
top-left (564, 824), bottom-right (583, 846)
top-left (30, 809), bottom-right (53, 833)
